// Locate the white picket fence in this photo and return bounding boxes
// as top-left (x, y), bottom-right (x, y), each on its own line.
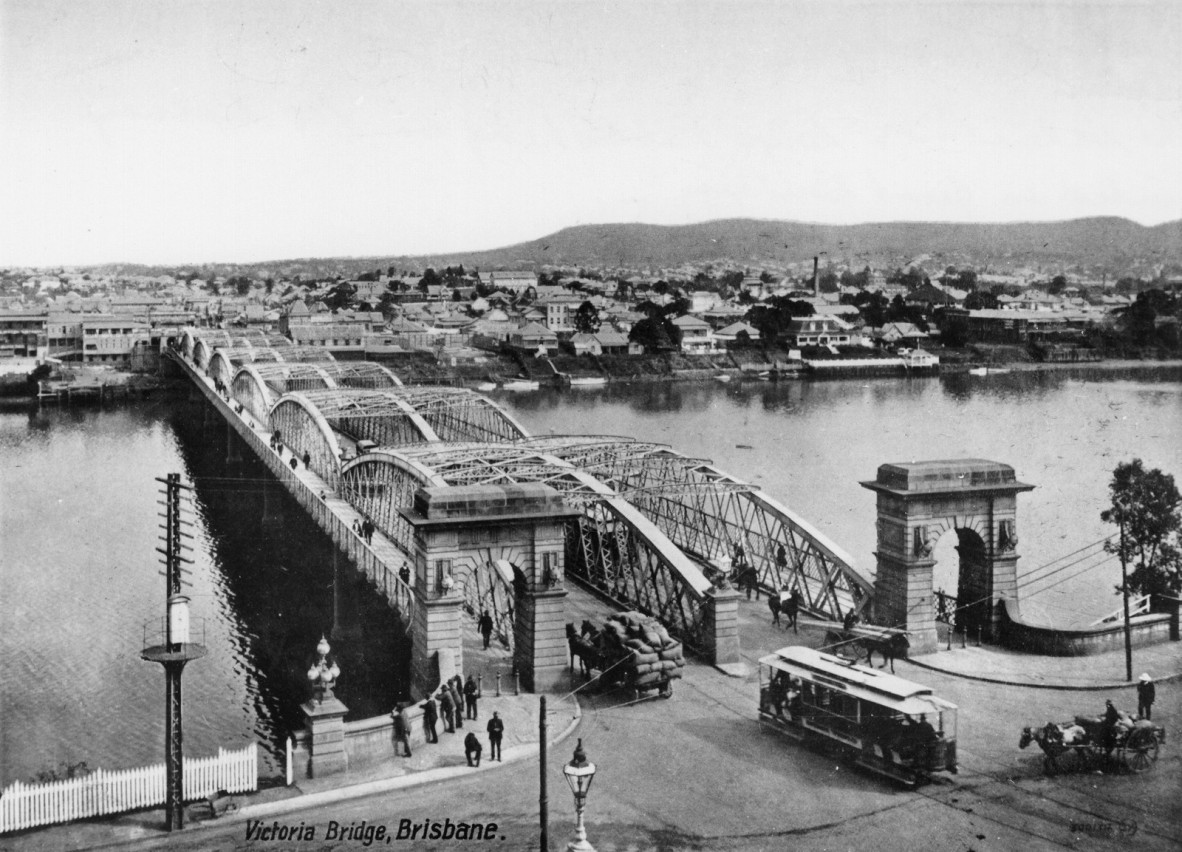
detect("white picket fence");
top-left (0, 743), bottom-right (257, 834)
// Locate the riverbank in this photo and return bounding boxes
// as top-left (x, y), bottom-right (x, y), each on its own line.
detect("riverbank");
top-left (3, 350), bottom-right (1180, 402)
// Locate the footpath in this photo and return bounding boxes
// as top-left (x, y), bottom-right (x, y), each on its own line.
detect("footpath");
top-left (905, 631), bottom-right (1182, 689)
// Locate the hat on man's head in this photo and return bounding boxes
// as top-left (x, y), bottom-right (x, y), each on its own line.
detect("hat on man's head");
top-left (1139, 673), bottom-right (1152, 682)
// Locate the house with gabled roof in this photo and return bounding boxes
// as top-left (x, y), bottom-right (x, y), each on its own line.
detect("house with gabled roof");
top-left (507, 320), bottom-right (558, 354)
top-left (671, 314), bottom-right (718, 353)
top-left (714, 321), bottom-right (761, 344)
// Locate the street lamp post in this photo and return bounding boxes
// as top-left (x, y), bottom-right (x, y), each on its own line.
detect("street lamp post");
top-left (307, 635), bottom-right (341, 703)
top-left (562, 739), bottom-right (597, 852)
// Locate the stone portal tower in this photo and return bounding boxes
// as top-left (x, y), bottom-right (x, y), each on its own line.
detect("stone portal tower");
top-left (401, 482), bottom-right (580, 696)
top-left (861, 460), bottom-right (1034, 655)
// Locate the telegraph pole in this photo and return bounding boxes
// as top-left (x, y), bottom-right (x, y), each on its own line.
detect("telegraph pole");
top-left (1119, 515), bottom-right (1133, 682)
top-left (540, 695), bottom-right (549, 852)
top-left (141, 474), bottom-right (206, 831)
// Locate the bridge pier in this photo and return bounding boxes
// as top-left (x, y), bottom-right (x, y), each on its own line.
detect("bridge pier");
top-left (702, 585), bottom-right (741, 667)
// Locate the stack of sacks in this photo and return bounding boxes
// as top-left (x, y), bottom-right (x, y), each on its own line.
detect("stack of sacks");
top-left (601, 611), bottom-right (685, 688)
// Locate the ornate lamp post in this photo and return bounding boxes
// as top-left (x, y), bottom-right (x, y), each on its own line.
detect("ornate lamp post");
top-left (561, 739), bottom-right (597, 852)
top-left (302, 635), bottom-right (348, 777)
top-left (306, 635), bottom-right (341, 703)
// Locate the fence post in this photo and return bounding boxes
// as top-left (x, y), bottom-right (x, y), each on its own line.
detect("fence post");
top-left (286, 738), bottom-right (293, 787)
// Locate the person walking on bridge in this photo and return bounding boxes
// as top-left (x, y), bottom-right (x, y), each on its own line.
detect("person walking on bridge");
top-left (479, 610), bottom-right (494, 649)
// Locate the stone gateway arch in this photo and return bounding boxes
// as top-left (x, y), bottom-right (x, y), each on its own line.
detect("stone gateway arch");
top-left (862, 460), bottom-right (1034, 654)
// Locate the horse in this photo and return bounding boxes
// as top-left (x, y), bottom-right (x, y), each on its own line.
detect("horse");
top-left (567, 623), bottom-right (601, 676)
top-left (863, 633), bottom-right (910, 673)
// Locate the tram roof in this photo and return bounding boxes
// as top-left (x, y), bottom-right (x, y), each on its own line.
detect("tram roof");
top-left (761, 646), bottom-right (956, 715)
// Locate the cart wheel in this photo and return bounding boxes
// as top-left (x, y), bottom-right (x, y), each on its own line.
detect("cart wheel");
top-left (1124, 731), bottom-right (1159, 773)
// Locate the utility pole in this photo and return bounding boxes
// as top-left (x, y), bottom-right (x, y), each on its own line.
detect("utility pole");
top-left (1119, 514), bottom-right (1133, 682)
top-left (141, 474), bottom-right (206, 831)
top-left (540, 695), bottom-right (549, 852)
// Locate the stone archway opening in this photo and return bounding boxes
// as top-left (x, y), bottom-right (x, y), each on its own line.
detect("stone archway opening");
top-left (932, 527), bottom-right (990, 635)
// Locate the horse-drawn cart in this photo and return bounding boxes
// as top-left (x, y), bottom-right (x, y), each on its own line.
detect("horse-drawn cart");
top-left (1019, 715), bottom-right (1165, 775)
top-left (823, 623), bottom-right (911, 673)
top-left (567, 612), bottom-right (686, 700)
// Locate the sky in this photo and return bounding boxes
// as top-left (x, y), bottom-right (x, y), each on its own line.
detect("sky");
top-left (1, 0), bottom-right (1180, 267)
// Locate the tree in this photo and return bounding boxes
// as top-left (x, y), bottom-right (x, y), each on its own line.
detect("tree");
top-left (628, 316), bottom-right (677, 352)
top-left (1048, 274), bottom-right (1068, 295)
top-left (1101, 459), bottom-right (1182, 597)
top-left (574, 301), bottom-right (601, 334)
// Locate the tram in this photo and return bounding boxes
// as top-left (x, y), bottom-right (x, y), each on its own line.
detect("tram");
top-left (758, 646), bottom-right (958, 786)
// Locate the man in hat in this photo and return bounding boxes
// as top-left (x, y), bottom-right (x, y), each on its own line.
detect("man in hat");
top-left (487, 711), bottom-right (504, 761)
top-left (1137, 673), bottom-right (1156, 720)
top-left (392, 703), bottom-right (412, 757)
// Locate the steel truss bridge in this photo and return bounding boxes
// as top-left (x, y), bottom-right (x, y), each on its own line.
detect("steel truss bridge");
top-left (173, 328), bottom-right (871, 651)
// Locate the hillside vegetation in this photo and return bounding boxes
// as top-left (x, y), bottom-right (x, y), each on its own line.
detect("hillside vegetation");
top-left (88, 217), bottom-right (1182, 279)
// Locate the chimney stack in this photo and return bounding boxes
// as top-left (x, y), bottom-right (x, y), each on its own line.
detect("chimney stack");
top-left (813, 256), bottom-right (819, 297)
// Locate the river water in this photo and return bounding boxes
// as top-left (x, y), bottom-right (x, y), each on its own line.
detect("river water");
top-left (2, 366), bottom-right (1179, 787)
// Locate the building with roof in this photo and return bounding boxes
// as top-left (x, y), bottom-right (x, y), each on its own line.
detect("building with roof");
top-left (671, 314), bottom-right (718, 353)
top-left (81, 316), bottom-right (151, 365)
top-left (944, 308), bottom-right (1096, 344)
top-left (713, 321), bottom-right (761, 345)
top-left (489, 271), bottom-right (538, 294)
top-left (507, 320), bottom-right (558, 355)
top-left (783, 315), bottom-right (854, 348)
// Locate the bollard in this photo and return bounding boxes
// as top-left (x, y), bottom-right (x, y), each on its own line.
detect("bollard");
top-left (495, 672), bottom-right (502, 697)
top-left (961, 629), bottom-right (966, 649)
top-left (976, 625), bottom-right (983, 647)
top-left (515, 669), bottom-right (520, 696)
top-left (946, 627), bottom-right (952, 651)
top-left (478, 673), bottom-right (484, 697)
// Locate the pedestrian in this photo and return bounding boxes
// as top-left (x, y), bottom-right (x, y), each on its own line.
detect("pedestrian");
top-left (302, 451), bottom-right (311, 467)
top-left (768, 593), bottom-right (781, 627)
top-left (392, 703), bottom-right (412, 757)
top-left (438, 687), bottom-right (455, 733)
top-left (1137, 673), bottom-right (1156, 720)
top-left (464, 674), bottom-right (479, 720)
top-left (464, 731), bottom-right (482, 767)
top-left (420, 695), bottom-right (439, 743)
top-left (400, 562), bottom-right (411, 586)
top-left (289, 456), bottom-right (298, 470)
top-left (786, 587), bottom-right (802, 634)
top-left (353, 519), bottom-right (361, 537)
top-left (479, 610), bottom-right (494, 649)
top-left (776, 543), bottom-right (787, 574)
top-left (365, 519), bottom-right (374, 544)
top-left (487, 711), bottom-right (504, 761)
top-left (448, 679), bottom-right (464, 729)
top-left (1102, 699), bottom-right (1121, 752)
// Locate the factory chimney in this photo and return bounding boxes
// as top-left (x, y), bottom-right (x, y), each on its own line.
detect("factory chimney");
top-left (813, 256), bottom-right (819, 297)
